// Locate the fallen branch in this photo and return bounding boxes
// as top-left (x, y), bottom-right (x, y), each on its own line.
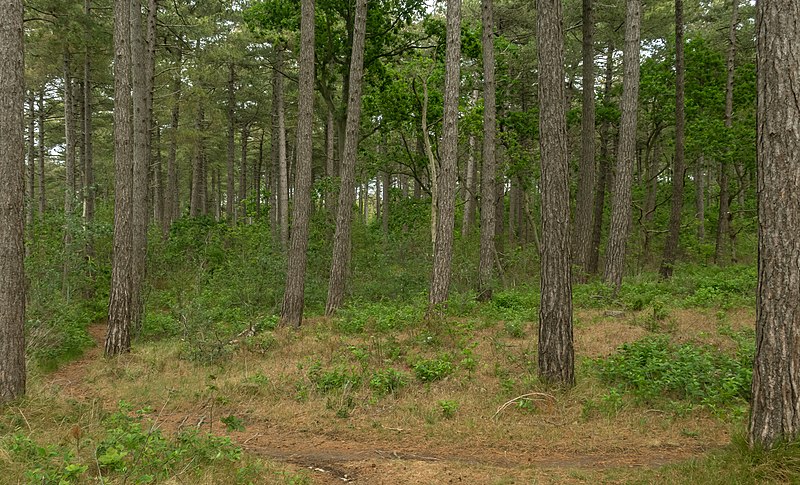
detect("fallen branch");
top-left (492, 392), bottom-right (556, 420)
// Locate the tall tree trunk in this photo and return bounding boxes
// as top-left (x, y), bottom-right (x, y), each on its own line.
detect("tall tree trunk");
top-left (695, 156), bottom-right (705, 241)
top-left (428, 0), bottom-right (461, 310)
top-left (508, 177), bottom-right (518, 246)
top-left (603, 0), bottom-right (641, 291)
top-left (255, 129), bottom-right (264, 219)
top-left (26, 93), bottom-right (35, 229)
top-left (537, 0), bottom-right (574, 387)
top-left (715, 0), bottom-right (738, 265)
top-left (325, 107), bottom-right (335, 210)
top-left (63, 49), bottom-right (76, 296)
top-left (659, 0), bottom-right (686, 279)
top-left (83, 0), bottom-right (95, 250)
top-left (749, 0), bottom-right (800, 449)
top-left (573, 0), bottom-right (596, 280)
top-left (153, 125), bottom-right (163, 225)
top-left (106, 0), bottom-right (134, 356)
top-left (37, 90), bottom-right (46, 217)
top-left (325, 0), bottom-right (368, 316)
top-left (226, 63), bottom-right (236, 224)
top-left (280, 0), bottom-right (316, 328)
top-left (0, 0), bottom-right (27, 402)
top-left (190, 105), bottom-right (205, 217)
top-left (274, 49), bottom-right (289, 248)
top-left (382, 170), bottom-right (390, 238)
top-left (240, 125), bottom-right (249, 220)
top-left (165, 46), bottom-right (181, 232)
top-left (478, 0), bottom-right (496, 301)
top-left (462, 123), bottom-right (476, 237)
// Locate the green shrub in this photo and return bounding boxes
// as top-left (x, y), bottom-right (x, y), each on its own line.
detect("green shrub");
top-left (369, 368), bottom-right (408, 396)
top-left (413, 355), bottom-right (454, 382)
top-left (308, 362), bottom-right (361, 393)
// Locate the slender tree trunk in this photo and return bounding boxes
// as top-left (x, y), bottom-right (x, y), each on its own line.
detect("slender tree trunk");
top-left (478, 0), bottom-right (496, 300)
top-left (255, 129), bottom-right (264, 219)
top-left (695, 156), bottom-right (705, 241)
top-left (749, 0), bottom-right (800, 449)
top-left (508, 178), bottom-right (518, 246)
top-left (573, 0), bottom-right (596, 280)
top-left (382, 170), bottom-right (390, 238)
top-left (165, 46), bottom-right (181, 231)
top-left (603, 0), bottom-right (641, 291)
top-left (0, 0), bottom-right (27, 402)
top-left (37, 90), bottom-right (46, 217)
top-left (63, 49), bottom-right (76, 296)
top-left (326, 0), bottom-right (368, 316)
top-left (537, 0), bottom-right (574, 387)
top-left (659, 0), bottom-right (686, 279)
top-left (420, 77), bottom-right (437, 249)
top-left (274, 49), bottom-right (289, 248)
top-left (226, 63), bottom-right (236, 224)
top-left (240, 125), bottom-right (249, 220)
top-left (462, 126), bottom-right (476, 237)
top-left (26, 93), bottom-right (35, 229)
top-left (83, 0), bottom-right (95, 250)
top-left (106, 0), bottom-right (134, 356)
top-left (190, 105), bottom-right (205, 217)
top-left (428, 0), bottom-right (461, 310)
top-left (280, 0), bottom-right (316, 327)
top-left (715, 0), bottom-right (738, 265)
top-left (153, 125), bottom-right (163, 225)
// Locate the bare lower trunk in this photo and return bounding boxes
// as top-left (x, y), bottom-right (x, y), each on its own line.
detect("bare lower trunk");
top-left (695, 156), bottom-right (705, 241)
top-left (26, 94), bottom-right (35, 229)
top-left (478, 0), bottom-right (497, 300)
top-left (226, 64), bottom-right (236, 223)
top-left (240, 125), bottom-right (249, 220)
top-left (0, 0), bottom-right (27, 402)
top-left (275, 50), bottom-right (289, 248)
top-left (37, 91), bottom-right (46, 217)
top-left (190, 105), bottom-right (205, 217)
top-left (63, 49), bottom-right (76, 295)
top-left (165, 47), bottom-right (181, 231)
top-left (83, 2), bottom-right (95, 247)
top-left (280, 0), bottom-right (316, 328)
top-left (603, 0), bottom-right (641, 291)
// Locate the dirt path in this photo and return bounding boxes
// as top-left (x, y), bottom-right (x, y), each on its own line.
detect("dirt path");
top-left (46, 325), bottom-right (707, 484)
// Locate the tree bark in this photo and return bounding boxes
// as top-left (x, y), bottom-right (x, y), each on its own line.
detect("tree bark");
top-left (255, 129), bottom-right (264, 219)
top-left (274, 49), bottom-right (289, 248)
top-left (478, 0), bottom-right (496, 301)
top-left (165, 46), bottom-right (181, 231)
top-left (153, 125), bottom-right (163, 225)
top-left (537, 0), bottom-right (574, 387)
top-left (26, 93), bottom-right (35, 229)
top-left (240, 125), bottom-right (249, 220)
top-left (0, 0), bottom-right (27, 402)
top-left (462, 123), bottom-right (476, 237)
top-left (325, 0), bottom-right (369, 316)
top-left (573, 0), bottom-right (596, 281)
top-left (749, 0), bottom-right (800, 449)
top-left (37, 90), bottom-right (46, 217)
top-left (281, 0), bottom-right (316, 328)
top-left (226, 63), bottom-right (236, 224)
top-left (106, 0), bottom-right (134, 356)
top-left (83, 0), bottom-right (95, 245)
top-left (603, 0), bottom-right (641, 292)
top-left (715, 0), bottom-right (738, 265)
top-left (382, 170), bottom-right (390, 238)
top-left (63, 49), bottom-right (77, 295)
top-left (428, 0), bottom-right (461, 310)
top-left (659, 0), bottom-right (686, 279)
top-left (695, 156), bottom-right (704, 241)
top-left (190, 105), bottom-right (205, 217)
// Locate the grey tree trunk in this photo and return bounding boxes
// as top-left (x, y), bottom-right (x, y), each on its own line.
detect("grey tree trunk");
top-left (190, 105), bottom-right (205, 217)
top-left (695, 156), bottom-right (704, 241)
top-left (83, 0), bottom-right (95, 245)
top-left (240, 125), bottom-right (249, 219)
top-left (428, 0), bottom-right (461, 310)
top-left (38, 90), bottom-right (46, 217)
top-left (603, 0), bottom-right (641, 292)
top-left (63, 49), bottom-right (76, 295)
top-left (106, 0), bottom-right (134, 356)
top-left (659, 0), bottom-right (686, 279)
top-left (0, 0), bottom-right (27, 402)
top-left (26, 94), bottom-right (35, 229)
top-left (715, 0), bottom-right (738, 265)
top-left (226, 64), bottom-right (236, 224)
top-left (153, 125), bottom-right (163, 225)
top-left (749, 0), bottom-right (800, 449)
top-left (325, 0), bottom-right (369, 316)
top-left (537, 0), bottom-right (574, 387)
top-left (573, 0), bottom-right (596, 281)
top-left (462, 128), bottom-right (476, 237)
top-left (274, 49), bottom-right (289, 248)
top-left (165, 47), bottom-right (181, 232)
top-left (281, 0), bottom-right (316, 328)
top-left (382, 170), bottom-right (390, 238)
top-left (478, 0), bottom-right (496, 301)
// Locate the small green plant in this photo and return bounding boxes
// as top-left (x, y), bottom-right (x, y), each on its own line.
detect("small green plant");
top-left (413, 355), bottom-right (454, 382)
top-left (438, 399), bottom-right (459, 419)
top-left (369, 368), bottom-right (408, 396)
top-left (308, 362), bottom-right (361, 393)
top-left (504, 320), bottom-right (526, 339)
top-left (221, 414), bottom-right (246, 432)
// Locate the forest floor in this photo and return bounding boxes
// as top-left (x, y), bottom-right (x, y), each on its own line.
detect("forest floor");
top-left (29, 306), bottom-right (755, 484)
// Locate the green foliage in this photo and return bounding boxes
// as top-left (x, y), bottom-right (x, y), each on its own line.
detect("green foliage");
top-left (594, 336), bottom-right (753, 411)
top-left (308, 362), bottom-right (361, 393)
top-left (369, 368), bottom-right (408, 397)
top-left (412, 355), bottom-right (453, 382)
top-left (437, 399), bottom-right (459, 419)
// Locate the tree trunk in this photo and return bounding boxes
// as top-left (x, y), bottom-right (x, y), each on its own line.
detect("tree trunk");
top-left (165, 46), bottom-right (181, 232)
top-left (695, 156), bottom-right (705, 241)
top-left (462, 126), bottom-right (476, 237)
top-left (63, 49), bottom-right (76, 295)
top-left (537, 0), bottom-right (574, 387)
top-left (274, 49), bottom-right (289, 248)
top-left (37, 90), bottom-right (46, 217)
top-left (153, 125), bottom-right (163, 226)
top-left (190, 105), bottom-right (205, 217)
top-left (573, 0), bottom-right (596, 281)
top-left (603, 0), bottom-right (641, 291)
top-left (26, 93), bottom-right (35, 229)
top-left (749, 0), bottom-right (800, 449)
top-left (715, 0), bottom-right (738, 265)
top-left (326, 0), bottom-right (368, 316)
top-left (478, 0), bottom-right (496, 300)
top-left (255, 129), bottom-right (264, 219)
top-left (280, 0), bottom-right (316, 328)
top-left (83, 0), bottom-right (95, 242)
top-left (382, 170), bottom-right (390, 238)
top-left (106, 0), bottom-right (134, 356)
top-left (0, 0), bottom-right (27, 402)
top-left (659, 0), bottom-right (686, 279)
top-left (240, 125), bottom-right (249, 220)
top-left (226, 63), bottom-right (236, 223)
top-left (428, 0), bottom-right (461, 310)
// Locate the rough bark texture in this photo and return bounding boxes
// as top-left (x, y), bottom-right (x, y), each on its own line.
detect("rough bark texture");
top-left (325, 0), bottom-right (368, 316)
top-left (659, 0), bottom-right (686, 279)
top-left (537, 0), bottom-right (574, 387)
top-left (274, 49), bottom-right (289, 248)
top-left (37, 90), bottom-right (45, 216)
top-left (190, 105), bottom-right (205, 217)
top-left (281, 0), bottom-right (316, 328)
top-left (573, 0), bottom-right (596, 280)
top-left (63, 49), bottom-right (76, 294)
top-left (715, 0), bottom-right (738, 265)
top-left (83, 0), bottom-right (95, 240)
top-left (26, 94), bottom-right (35, 229)
top-left (240, 125), bottom-right (249, 219)
top-left (748, 0), bottom-right (800, 450)
top-left (428, 0), bottom-right (460, 310)
top-left (0, 0), bottom-right (27, 402)
top-left (603, 0), bottom-right (641, 291)
top-left (106, 0), bottom-right (134, 356)
top-left (226, 64), bottom-right (236, 223)
top-left (462, 127), bottom-right (476, 237)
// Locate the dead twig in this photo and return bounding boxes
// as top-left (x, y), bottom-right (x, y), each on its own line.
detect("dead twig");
top-left (491, 392), bottom-right (557, 420)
